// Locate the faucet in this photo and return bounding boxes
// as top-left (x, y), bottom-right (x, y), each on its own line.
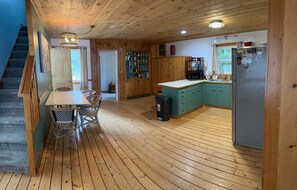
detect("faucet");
top-left (219, 65), bottom-right (225, 79)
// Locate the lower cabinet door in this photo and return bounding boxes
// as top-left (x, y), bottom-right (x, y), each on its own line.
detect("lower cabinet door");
top-left (217, 87), bottom-right (230, 107)
top-left (196, 87), bottom-right (203, 107)
top-left (187, 90), bottom-right (196, 111)
top-left (205, 86), bottom-right (217, 105)
top-left (177, 105), bottom-right (188, 115)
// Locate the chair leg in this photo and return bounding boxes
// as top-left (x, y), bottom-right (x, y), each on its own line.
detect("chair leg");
top-left (95, 116), bottom-right (99, 125)
top-left (55, 139), bottom-right (58, 150)
top-left (80, 115), bottom-right (84, 128)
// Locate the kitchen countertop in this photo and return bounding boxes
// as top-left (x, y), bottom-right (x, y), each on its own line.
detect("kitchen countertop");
top-left (158, 79), bottom-right (232, 89)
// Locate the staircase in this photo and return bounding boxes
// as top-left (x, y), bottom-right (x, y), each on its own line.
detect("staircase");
top-left (0, 26), bottom-right (29, 173)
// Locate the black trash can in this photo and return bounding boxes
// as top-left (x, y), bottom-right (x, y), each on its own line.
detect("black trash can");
top-left (155, 95), bottom-right (171, 121)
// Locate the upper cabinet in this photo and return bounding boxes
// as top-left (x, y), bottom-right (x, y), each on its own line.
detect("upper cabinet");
top-left (150, 44), bottom-right (166, 58)
top-left (126, 51), bottom-right (149, 79)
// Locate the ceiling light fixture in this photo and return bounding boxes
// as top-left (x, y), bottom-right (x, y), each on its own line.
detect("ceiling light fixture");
top-left (208, 20), bottom-right (224, 29)
top-left (180, 30), bottom-right (187, 34)
top-left (60, 32), bottom-right (78, 46)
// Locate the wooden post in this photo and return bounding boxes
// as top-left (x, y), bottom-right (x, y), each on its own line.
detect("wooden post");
top-left (263, 0), bottom-right (297, 189)
top-left (90, 40), bottom-right (100, 94)
top-left (25, 0), bottom-right (35, 56)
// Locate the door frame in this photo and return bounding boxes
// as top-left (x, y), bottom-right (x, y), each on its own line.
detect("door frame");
top-left (98, 50), bottom-right (118, 100)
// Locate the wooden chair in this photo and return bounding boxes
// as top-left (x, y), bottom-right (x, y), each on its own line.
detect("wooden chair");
top-left (55, 87), bottom-right (71, 91)
top-left (49, 107), bottom-right (78, 150)
top-left (77, 90), bottom-right (96, 109)
top-left (79, 95), bottom-right (102, 128)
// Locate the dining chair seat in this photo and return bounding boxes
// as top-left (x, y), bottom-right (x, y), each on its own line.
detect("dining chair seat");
top-left (79, 107), bottom-right (97, 116)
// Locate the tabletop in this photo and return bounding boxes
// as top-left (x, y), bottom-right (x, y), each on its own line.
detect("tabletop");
top-left (45, 91), bottom-right (90, 106)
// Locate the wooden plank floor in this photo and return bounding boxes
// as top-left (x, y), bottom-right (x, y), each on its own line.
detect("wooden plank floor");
top-left (0, 96), bottom-right (263, 190)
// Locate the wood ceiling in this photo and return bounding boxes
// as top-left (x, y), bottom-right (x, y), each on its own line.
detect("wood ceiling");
top-left (31, 0), bottom-right (268, 43)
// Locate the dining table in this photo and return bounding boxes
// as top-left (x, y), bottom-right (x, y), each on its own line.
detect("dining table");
top-left (45, 91), bottom-right (90, 106)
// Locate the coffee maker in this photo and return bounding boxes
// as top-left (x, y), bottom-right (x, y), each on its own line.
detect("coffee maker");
top-left (186, 57), bottom-right (204, 80)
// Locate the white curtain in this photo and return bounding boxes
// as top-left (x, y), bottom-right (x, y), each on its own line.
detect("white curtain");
top-left (80, 47), bottom-right (88, 91)
top-left (212, 44), bottom-right (218, 74)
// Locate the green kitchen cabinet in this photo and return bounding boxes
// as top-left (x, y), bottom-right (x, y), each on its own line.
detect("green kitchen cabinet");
top-left (205, 85), bottom-right (218, 105)
top-left (161, 82), bottom-right (230, 117)
top-left (162, 87), bottom-right (188, 116)
top-left (196, 85), bottom-right (204, 107)
top-left (205, 83), bottom-right (231, 108)
top-left (187, 89), bottom-right (197, 111)
top-left (217, 86), bottom-right (231, 107)
top-left (187, 85), bottom-right (197, 110)
top-left (187, 84), bottom-right (204, 111)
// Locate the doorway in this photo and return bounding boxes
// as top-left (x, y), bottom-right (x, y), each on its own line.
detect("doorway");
top-left (50, 47), bottom-right (88, 91)
top-left (99, 50), bottom-right (118, 100)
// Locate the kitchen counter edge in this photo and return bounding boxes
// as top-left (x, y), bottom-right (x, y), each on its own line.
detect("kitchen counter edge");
top-left (158, 79), bottom-right (232, 89)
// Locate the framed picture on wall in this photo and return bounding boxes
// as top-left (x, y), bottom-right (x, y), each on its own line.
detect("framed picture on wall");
top-left (38, 31), bottom-right (51, 73)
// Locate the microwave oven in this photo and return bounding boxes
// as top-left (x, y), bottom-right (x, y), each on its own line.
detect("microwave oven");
top-left (186, 71), bottom-right (204, 80)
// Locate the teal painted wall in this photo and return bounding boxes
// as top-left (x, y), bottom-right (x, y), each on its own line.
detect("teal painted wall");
top-left (0, 0), bottom-right (27, 78)
top-left (30, 4), bottom-right (52, 165)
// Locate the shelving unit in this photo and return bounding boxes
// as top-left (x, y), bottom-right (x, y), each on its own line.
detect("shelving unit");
top-left (125, 51), bottom-right (149, 79)
top-left (125, 51), bottom-right (151, 98)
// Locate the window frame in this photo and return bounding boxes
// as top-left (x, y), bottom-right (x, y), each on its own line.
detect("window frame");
top-left (215, 42), bottom-right (236, 74)
top-left (70, 49), bottom-right (81, 83)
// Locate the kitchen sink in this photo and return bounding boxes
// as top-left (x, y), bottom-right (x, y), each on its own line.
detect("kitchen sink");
top-left (207, 79), bottom-right (232, 83)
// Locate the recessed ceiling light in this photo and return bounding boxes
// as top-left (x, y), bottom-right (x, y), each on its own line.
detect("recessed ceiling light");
top-left (209, 20), bottom-right (224, 29)
top-left (180, 30), bottom-right (187, 34)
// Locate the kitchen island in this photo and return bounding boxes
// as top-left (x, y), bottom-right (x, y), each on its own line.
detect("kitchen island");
top-left (158, 79), bottom-right (232, 117)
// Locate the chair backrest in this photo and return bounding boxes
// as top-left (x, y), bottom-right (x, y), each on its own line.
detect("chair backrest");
top-left (56, 87), bottom-right (71, 91)
top-left (90, 95), bottom-right (102, 113)
top-left (50, 107), bottom-right (77, 124)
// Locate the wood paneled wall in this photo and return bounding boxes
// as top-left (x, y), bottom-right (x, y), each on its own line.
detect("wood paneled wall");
top-left (263, 0), bottom-right (297, 189)
top-left (151, 56), bottom-right (188, 95)
top-left (90, 39), bottom-right (150, 100)
top-left (150, 44), bottom-right (160, 58)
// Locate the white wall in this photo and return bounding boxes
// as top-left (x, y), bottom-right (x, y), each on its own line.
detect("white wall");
top-left (50, 39), bottom-right (92, 89)
top-left (99, 51), bottom-right (117, 92)
top-left (166, 30), bottom-right (267, 74)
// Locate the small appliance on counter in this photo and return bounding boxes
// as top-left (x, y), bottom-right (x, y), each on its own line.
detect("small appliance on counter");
top-left (186, 57), bottom-right (204, 80)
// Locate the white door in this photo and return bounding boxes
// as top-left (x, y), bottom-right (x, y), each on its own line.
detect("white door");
top-left (50, 48), bottom-right (73, 90)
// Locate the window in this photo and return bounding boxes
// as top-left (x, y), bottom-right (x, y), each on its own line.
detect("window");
top-left (216, 44), bottom-right (236, 74)
top-left (70, 49), bottom-right (81, 82)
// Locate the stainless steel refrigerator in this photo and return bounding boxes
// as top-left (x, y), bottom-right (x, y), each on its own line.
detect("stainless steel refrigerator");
top-left (232, 46), bottom-right (267, 149)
